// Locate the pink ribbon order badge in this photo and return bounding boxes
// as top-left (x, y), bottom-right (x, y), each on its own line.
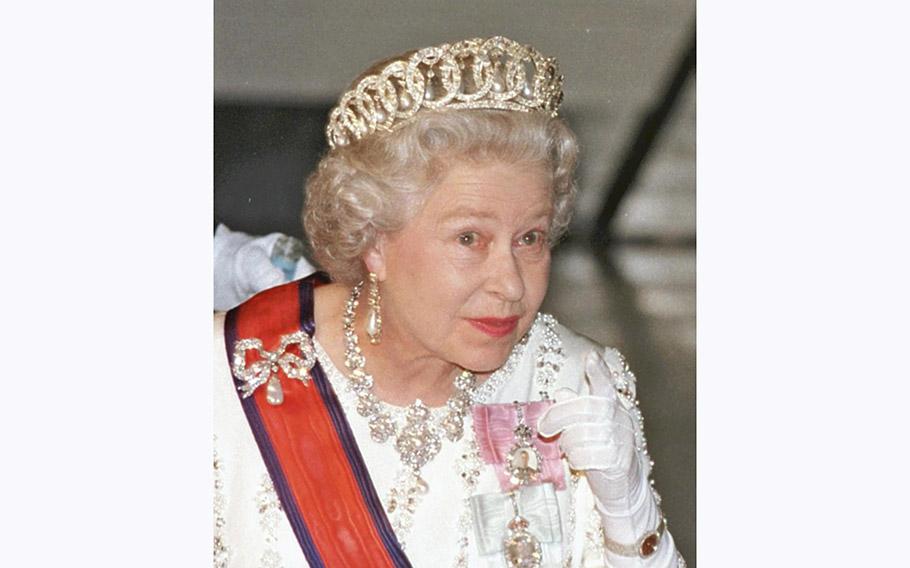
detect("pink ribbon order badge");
top-left (472, 401), bottom-right (565, 492)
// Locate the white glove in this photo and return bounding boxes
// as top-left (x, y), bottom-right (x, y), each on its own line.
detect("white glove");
top-left (213, 224), bottom-right (293, 311)
top-left (537, 349), bottom-right (662, 549)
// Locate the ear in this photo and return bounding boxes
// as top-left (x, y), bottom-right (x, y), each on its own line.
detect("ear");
top-left (362, 233), bottom-right (388, 281)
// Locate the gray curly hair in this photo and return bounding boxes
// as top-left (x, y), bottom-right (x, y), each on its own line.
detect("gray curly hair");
top-left (303, 108), bottom-right (578, 284)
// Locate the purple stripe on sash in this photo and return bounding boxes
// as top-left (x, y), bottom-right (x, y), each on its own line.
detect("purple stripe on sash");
top-left (297, 277), bottom-right (412, 568)
top-left (299, 274), bottom-right (316, 336)
top-left (224, 308), bottom-right (326, 568)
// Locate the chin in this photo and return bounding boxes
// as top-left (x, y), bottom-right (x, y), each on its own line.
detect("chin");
top-left (457, 342), bottom-right (516, 374)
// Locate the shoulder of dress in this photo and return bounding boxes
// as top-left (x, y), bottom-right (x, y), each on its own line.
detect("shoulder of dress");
top-left (231, 271), bottom-right (329, 312)
top-left (214, 311), bottom-right (227, 362)
top-left (551, 319), bottom-right (632, 373)
top-left (226, 274), bottom-right (327, 348)
top-left (214, 310), bottom-right (226, 335)
top-left (550, 319), bottom-right (601, 359)
top-left (546, 317), bottom-right (637, 397)
top-left (213, 311), bottom-right (235, 400)
top-left (539, 317), bottom-right (595, 394)
top-left (240, 278), bottom-right (308, 310)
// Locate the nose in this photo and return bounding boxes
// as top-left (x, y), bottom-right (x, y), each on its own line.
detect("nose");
top-left (486, 245), bottom-right (525, 302)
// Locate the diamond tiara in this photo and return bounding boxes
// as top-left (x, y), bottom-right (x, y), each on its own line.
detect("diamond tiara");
top-left (325, 36), bottom-right (564, 149)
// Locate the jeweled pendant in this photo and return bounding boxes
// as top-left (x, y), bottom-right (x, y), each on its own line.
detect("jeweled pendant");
top-left (395, 403), bottom-right (441, 470)
top-left (265, 375), bottom-right (284, 405)
top-left (503, 515), bottom-right (542, 568)
top-left (507, 444), bottom-right (541, 487)
top-left (366, 307), bottom-right (381, 344)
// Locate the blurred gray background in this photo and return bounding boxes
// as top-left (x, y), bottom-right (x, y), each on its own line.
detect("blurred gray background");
top-left (215, 0), bottom-right (695, 563)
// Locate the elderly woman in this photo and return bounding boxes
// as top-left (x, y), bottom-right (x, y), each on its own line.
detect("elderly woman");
top-left (214, 36), bottom-right (685, 568)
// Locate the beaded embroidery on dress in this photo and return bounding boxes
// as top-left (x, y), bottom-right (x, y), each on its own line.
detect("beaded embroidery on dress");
top-left (256, 475), bottom-right (285, 568)
top-left (213, 440), bottom-right (230, 568)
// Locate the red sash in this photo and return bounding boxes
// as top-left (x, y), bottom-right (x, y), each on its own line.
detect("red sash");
top-left (224, 275), bottom-right (411, 567)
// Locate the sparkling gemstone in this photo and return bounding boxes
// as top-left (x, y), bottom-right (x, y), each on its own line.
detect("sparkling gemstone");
top-left (357, 399), bottom-right (377, 416)
top-left (640, 533), bottom-right (659, 556)
top-left (503, 526), bottom-right (541, 568)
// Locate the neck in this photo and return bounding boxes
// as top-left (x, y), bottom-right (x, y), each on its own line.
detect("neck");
top-left (315, 282), bottom-right (488, 408)
top-left (356, 299), bottom-right (461, 407)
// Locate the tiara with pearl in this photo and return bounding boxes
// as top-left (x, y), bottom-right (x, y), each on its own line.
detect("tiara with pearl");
top-left (326, 36), bottom-right (564, 149)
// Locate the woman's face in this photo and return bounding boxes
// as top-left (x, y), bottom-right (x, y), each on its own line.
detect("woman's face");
top-left (367, 160), bottom-right (553, 374)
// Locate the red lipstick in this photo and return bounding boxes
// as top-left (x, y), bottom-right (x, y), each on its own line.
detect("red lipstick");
top-left (467, 316), bottom-right (520, 338)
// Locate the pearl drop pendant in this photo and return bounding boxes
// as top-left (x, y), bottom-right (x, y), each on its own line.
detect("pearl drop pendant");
top-left (266, 375), bottom-right (284, 405)
top-left (367, 307), bottom-right (381, 344)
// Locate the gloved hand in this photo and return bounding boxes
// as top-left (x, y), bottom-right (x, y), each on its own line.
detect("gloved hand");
top-left (537, 349), bottom-right (662, 549)
top-left (214, 224), bottom-right (291, 311)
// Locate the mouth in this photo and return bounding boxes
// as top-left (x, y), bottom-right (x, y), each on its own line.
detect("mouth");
top-left (466, 316), bottom-right (520, 338)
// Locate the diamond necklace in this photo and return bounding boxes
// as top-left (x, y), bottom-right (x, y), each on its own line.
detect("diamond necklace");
top-left (342, 281), bottom-right (477, 480)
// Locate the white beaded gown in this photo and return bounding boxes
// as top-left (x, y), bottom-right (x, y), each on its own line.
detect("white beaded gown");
top-left (214, 307), bottom-right (684, 568)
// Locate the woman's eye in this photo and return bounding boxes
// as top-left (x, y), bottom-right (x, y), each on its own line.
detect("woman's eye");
top-left (458, 232), bottom-right (478, 246)
top-left (518, 231), bottom-right (544, 246)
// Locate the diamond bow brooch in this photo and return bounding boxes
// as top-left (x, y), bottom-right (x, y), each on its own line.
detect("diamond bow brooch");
top-left (232, 330), bottom-right (316, 405)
